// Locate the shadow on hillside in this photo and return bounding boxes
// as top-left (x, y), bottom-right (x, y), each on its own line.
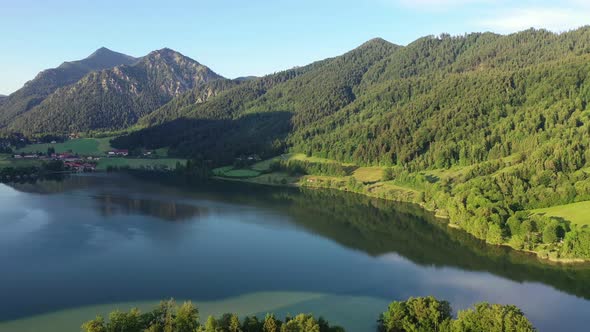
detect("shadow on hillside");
top-left (111, 111), bottom-right (294, 164)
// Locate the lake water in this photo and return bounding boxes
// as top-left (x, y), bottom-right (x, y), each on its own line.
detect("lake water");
top-left (0, 174), bottom-right (589, 331)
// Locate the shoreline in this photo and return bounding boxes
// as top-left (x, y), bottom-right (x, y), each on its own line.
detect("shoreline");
top-left (212, 174), bottom-right (590, 266)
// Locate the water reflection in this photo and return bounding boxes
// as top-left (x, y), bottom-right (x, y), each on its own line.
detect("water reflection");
top-left (93, 194), bottom-right (207, 221)
top-left (1, 174), bottom-right (590, 331)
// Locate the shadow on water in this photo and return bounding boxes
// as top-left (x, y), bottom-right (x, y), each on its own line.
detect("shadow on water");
top-left (8, 173), bottom-right (590, 302)
top-left (91, 194), bottom-right (208, 221)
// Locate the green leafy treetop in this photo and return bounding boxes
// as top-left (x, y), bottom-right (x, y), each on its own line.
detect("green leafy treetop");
top-left (451, 303), bottom-right (536, 332)
top-left (263, 314), bottom-right (278, 332)
top-left (81, 297), bottom-right (534, 332)
top-left (379, 297), bottom-right (536, 332)
top-left (379, 296), bottom-right (453, 332)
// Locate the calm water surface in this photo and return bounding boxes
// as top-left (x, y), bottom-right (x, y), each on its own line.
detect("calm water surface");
top-left (0, 174), bottom-right (589, 331)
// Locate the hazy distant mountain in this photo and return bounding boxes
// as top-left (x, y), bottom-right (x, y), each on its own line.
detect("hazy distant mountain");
top-left (8, 48), bottom-right (223, 133)
top-left (0, 47), bottom-right (137, 126)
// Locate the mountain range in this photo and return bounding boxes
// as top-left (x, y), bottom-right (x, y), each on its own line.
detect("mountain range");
top-left (1, 48), bottom-right (223, 133)
top-left (111, 27), bottom-right (590, 166)
top-left (0, 47), bottom-right (137, 127)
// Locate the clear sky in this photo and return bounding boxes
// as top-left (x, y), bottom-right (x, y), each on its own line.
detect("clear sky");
top-left (1, 0), bottom-right (589, 95)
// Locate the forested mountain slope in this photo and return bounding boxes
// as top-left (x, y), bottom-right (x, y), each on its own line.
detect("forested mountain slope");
top-left (113, 27), bottom-right (590, 260)
top-left (6, 48), bottom-right (224, 133)
top-left (114, 37), bottom-right (400, 159)
top-left (0, 47), bottom-right (137, 126)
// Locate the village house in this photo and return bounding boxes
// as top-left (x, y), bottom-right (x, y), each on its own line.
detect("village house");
top-left (64, 162), bottom-right (96, 172)
top-left (57, 153), bottom-right (78, 161)
top-left (107, 149), bottom-right (129, 157)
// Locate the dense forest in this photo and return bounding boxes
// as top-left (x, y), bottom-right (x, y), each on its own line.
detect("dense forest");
top-left (109, 27), bottom-right (590, 260)
top-left (80, 297), bottom-right (535, 332)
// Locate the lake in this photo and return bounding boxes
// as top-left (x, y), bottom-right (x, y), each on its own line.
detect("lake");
top-left (0, 174), bottom-right (589, 331)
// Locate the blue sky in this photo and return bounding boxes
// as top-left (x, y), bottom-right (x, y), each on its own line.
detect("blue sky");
top-left (1, 0), bottom-right (589, 94)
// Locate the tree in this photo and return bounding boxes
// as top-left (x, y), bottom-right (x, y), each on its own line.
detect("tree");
top-left (242, 316), bottom-right (262, 332)
top-left (107, 308), bottom-right (142, 332)
top-left (379, 297), bottom-right (536, 332)
top-left (382, 167), bottom-right (395, 181)
top-left (542, 221), bottom-right (562, 244)
top-left (452, 303), bottom-right (536, 332)
top-left (175, 301), bottom-right (199, 332)
top-left (229, 314), bottom-right (242, 332)
top-left (379, 296), bottom-right (452, 332)
top-left (205, 316), bottom-right (218, 332)
top-left (280, 314), bottom-right (320, 332)
top-left (486, 224), bottom-right (504, 245)
top-left (81, 315), bottom-right (106, 332)
top-left (263, 313), bottom-right (279, 332)
top-left (81, 300), bottom-right (342, 332)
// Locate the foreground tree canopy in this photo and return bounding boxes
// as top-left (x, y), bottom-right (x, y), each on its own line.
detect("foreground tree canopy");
top-left (81, 299), bottom-right (343, 332)
top-left (81, 297), bottom-right (535, 332)
top-left (379, 296), bottom-right (536, 332)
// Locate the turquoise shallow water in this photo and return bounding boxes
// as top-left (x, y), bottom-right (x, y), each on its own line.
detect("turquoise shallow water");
top-left (0, 174), bottom-right (589, 331)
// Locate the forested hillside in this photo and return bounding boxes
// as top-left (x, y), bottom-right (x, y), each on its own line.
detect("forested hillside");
top-left (5, 48), bottom-right (224, 134)
top-left (0, 47), bottom-right (137, 126)
top-left (113, 38), bottom-right (399, 160)
top-left (112, 27), bottom-right (590, 260)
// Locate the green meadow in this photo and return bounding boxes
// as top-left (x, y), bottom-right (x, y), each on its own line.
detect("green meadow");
top-left (0, 154), bottom-right (42, 168)
top-left (532, 201), bottom-right (590, 227)
top-left (16, 138), bottom-right (115, 156)
top-left (95, 158), bottom-right (185, 171)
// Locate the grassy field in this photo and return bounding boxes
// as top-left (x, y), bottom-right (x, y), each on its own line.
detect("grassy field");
top-left (16, 138), bottom-right (172, 158)
top-left (96, 158), bottom-right (185, 171)
top-left (213, 166), bottom-right (261, 178)
top-left (353, 167), bottom-right (385, 183)
top-left (532, 201), bottom-right (590, 226)
top-left (223, 169), bottom-right (261, 178)
top-left (0, 154), bottom-right (42, 168)
top-left (215, 153), bottom-right (350, 180)
top-left (286, 153), bottom-right (356, 166)
top-left (214, 155), bottom-right (421, 203)
top-left (16, 138), bottom-right (115, 156)
top-left (240, 172), bottom-right (300, 186)
top-left (213, 166), bottom-right (234, 175)
top-left (251, 157), bottom-right (280, 171)
top-left (1, 151), bottom-right (182, 172)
